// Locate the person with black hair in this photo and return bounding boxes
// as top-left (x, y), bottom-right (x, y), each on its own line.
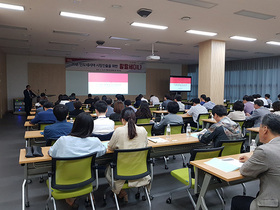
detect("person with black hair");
top-left (153, 101), bottom-right (183, 134)
top-left (65, 96), bottom-right (76, 112)
top-left (59, 94), bottom-right (69, 105)
top-left (174, 95), bottom-right (185, 111)
top-left (106, 107), bottom-right (150, 201)
top-left (102, 95), bottom-right (107, 101)
top-left (200, 94), bottom-right (207, 105)
top-left (243, 95), bottom-right (254, 115)
top-left (105, 98), bottom-right (115, 117)
top-left (150, 95), bottom-right (160, 105)
top-left (278, 94), bottom-right (280, 101)
top-left (272, 101), bottom-right (280, 115)
top-left (198, 105), bottom-right (242, 147)
top-left (69, 100), bottom-right (84, 118)
top-left (84, 94), bottom-right (94, 104)
top-left (255, 94), bottom-right (268, 106)
top-left (231, 114), bottom-right (280, 210)
top-left (162, 94), bottom-right (172, 110)
top-left (186, 98), bottom-right (208, 124)
top-left (265, 93), bottom-right (272, 108)
top-left (23, 85), bottom-right (37, 116)
top-left (203, 97), bottom-right (215, 110)
top-left (135, 101), bottom-right (153, 118)
top-left (30, 102), bottom-right (56, 124)
top-left (246, 100), bottom-right (270, 127)
top-left (49, 112), bottom-right (107, 207)
top-left (124, 99), bottom-right (137, 112)
top-left (44, 104), bottom-right (73, 145)
top-left (36, 100), bottom-right (47, 114)
top-left (227, 101), bottom-right (245, 121)
top-left (92, 100), bottom-right (114, 134)
top-left (133, 94), bottom-right (143, 108)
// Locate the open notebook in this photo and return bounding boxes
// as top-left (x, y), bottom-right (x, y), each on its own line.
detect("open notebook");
top-left (205, 158), bottom-right (243, 173)
top-left (148, 137), bottom-right (168, 143)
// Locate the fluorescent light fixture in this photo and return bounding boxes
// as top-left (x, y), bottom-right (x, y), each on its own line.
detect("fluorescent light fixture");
top-left (230, 36), bottom-right (256, 42)
top-left (60, 11), bottom-right (105, 21)
top-left (109, 36), bottom-right (140, 41)
top-left (49, 41), bottom-right (78, 46)
top-left (131, 22), bottom-right (168, 30)
top-left (266, 41), bottom-right (280, 46)
top-left (186, 29), bottom-right (217, 36)
top-left (0, 3), bottom-right (24, 11)
top-left (53, 30), bottom-right (89, 36)
top-left (156, 41), bottom-right (182, 46)
top-left (234, 10), bottom-right (275, 20)
top-left (96, 46), bottom-right (121, 50)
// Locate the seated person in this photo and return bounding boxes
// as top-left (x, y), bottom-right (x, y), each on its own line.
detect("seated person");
top-left (227, 101), bottom-right (246, 121)
top-left (133, 94), bottom-right (142, 108)
top-left (44, 104), bottom-right (73, 146)
top-left (265, 93), bottom-right (272, 108)
top-left (174, 95), bottom-right (185, 112)
top-left (49, 112), bottom-right (107, 207)
top-left (59, 94), bottom-right (69, 105)
top-left (245, 100), bottom-right (270, 127)
top-left (92, 100), bottom-right (114, 134)
top-left (153, 101), bottom-right (183, 134)
top-left (150, 95), bottom-right (160, 105)
top-left (243, 95), bottom-right (254, 115)
top-left (109, 101), bottom-right (124, 122)
top-left (65, 96), bottom-right (76, 112)
top-left (186, 98), bottom-right (208, 127)
top-left (135, 101), bottom-right (153, 119)
top-left (231, 114), bottom-right (280, 210)
top-left (272, 101), bottom-right (280, 115)
top-left (84, 94), bottom-right (94, 105)
top-left (162, 94), bottom-right (172, 110)
top-left (36, 100), bottom-right (47, 114)
top-left (89, 96), bottom-right (100, 112)
top-left (203, 97), bottom-right (215, 110)
top-left (105, 98), bottom-right (115, 117)
top-left (106, 107), bottom-right (149, 201)
top-left (69, 100), bottom-right (84, 118)
top-left (124, 99), bottom-right (137, 112)
top-left (30, 102), bottom-right (56, 124)
top-left (198, 105), bottom-right (242, 147)
top-left (200, 94), bottom-right (206, 105)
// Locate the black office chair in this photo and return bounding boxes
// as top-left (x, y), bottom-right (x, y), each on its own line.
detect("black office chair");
top-left (91, 131), bottom-right (114, 141)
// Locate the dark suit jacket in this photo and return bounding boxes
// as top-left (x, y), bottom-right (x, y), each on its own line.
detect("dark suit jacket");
top-left (30, 109), bottom-right (56, 124)
top-left (23, 89), bottom-right (36, 103)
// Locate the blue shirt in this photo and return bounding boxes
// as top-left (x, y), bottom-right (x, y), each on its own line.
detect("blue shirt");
top-left (106, 105), bottom-right (115, 117)
top-left (65, 101), bottom-right (75, 112)
top-left (30, 109), bottom-right (56, 124)
top-left (44, 120), bottom-right (73, 145)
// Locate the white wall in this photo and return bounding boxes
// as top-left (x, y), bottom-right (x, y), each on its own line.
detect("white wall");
top-left (146, 63), bottom-right (182, 75)
top-left (6, 55), bottom-right (64, 110)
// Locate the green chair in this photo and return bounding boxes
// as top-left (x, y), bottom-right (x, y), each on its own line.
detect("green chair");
top-left (233, 120), bottom-right (245, 137)
top-left (114, 121), bottom-right (123, 125)
top-left (220, 139), bottom-right (245, 156)
top-left (166, 147), bottom-right (224, 208)
top-left (163, 124), bottom-right (185, 169)
top-left (46, 152), bottom-right (98, 210)
top-left (107, 147), bottom-right (153, 210)
top-left (136, 117), bottom-right (152, 124)
top-left (191, 113), bottom-right (211, 131)
top-left (137, 123), bottom-right (153, 137)
top-left (38, 123), bottom-right (53, 130)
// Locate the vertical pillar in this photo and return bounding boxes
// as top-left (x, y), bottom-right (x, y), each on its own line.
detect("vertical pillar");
top-left (198, 40), bottom-right (225, 105)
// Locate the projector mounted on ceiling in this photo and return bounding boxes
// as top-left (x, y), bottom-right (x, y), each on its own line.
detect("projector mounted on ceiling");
top-left (146, 43), bottom-right (160, 61)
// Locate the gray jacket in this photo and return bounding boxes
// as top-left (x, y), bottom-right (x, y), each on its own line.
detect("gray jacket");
top-left (240, 137), bottom-right (280, 210)
top-left (245, 107), bottom-right (270, 127)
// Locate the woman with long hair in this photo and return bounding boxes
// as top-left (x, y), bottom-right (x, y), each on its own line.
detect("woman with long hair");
top-left (109, 101), bottom-right (124, 121)
top-left (106, 107), bottom-right (149, 201)
top-left (135, 101), bottom-right (152, 119)
top-left (49, 112), bottom-right (106, 207)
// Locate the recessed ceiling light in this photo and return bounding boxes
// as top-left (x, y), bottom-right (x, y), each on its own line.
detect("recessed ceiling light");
top-left (53, 30), bottom-right (89, 36)
top-left (131, 22), bottom-right (168, 30)
top-left (155, 41), bottom-right (182, 46)
top-left (181, 16), bottom-right (191, 21)
top-left (49, 41), bottom-right (79, 46)
top-left (0, 3), bottom-right (24, 11)
top-left (230, 36), bottom-right (256, 42)
top-left (234, 10), bottom-right (275, 20)
top-left (186, 29), bottom-right (217, 36)
top-left (0, 24), bottom-right (27, 30)
top-left (168, 0), bottom-right (217, 9)
top-left (266, 41), bottom-right (280, 46)
top-left (109, 36), bottom-right (140, 41)
top-left (60, 11), bottom-right (105, 21)
top-left (112, 5), bottom-right (122, 8)
top-left (96, 46), bottom-right (121, 50)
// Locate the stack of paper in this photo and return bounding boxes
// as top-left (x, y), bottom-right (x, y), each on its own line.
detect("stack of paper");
top-left (148, 137), bottom-right (168, 143)
top-left (205, 158), bottom-right (243, 173)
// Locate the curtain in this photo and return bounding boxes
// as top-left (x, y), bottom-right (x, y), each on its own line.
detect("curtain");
top-left (187, 56), bottom-right (280, 102)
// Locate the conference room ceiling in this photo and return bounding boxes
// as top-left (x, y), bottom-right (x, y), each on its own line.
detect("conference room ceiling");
top-left (0, 0), bottom-right (280, 64)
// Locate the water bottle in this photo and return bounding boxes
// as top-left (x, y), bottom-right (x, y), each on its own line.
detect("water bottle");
top-left (86, 104), bottom-right (89, 110)
top-left (230, 105), bottom-right (233, 111)
top-left (211, 114), bottom-right (214, 120)
top-left (250, 139), bottom-right (257, 152)
top-left (161, 113), bottom-right (164, 121)
top-left (159, 104), bottom-right (162, 110)
top-left (166, 124), bottom-right (171, 139)
top-left (70, 118), bottom-right (74, 123)
top-left (186, 123), bottom-right (191, 137)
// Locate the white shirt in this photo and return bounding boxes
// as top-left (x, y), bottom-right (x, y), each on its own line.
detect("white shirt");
top-left (49, 135), bottom-right (106, 158)
top-left (187, 104), bottom-right (208, 123)
top-left (92, 116), bottom-right (115, 134)
top-left (258, 97), bottom-right (268, 106)
top-left (177, 101), bottom-right (185, 111)
top-left (150, 96), bottom-right (160, 105)
top-left (60, 100), bottom-right (69, 105)
top-left (141, 97), bottom-right (148, 103)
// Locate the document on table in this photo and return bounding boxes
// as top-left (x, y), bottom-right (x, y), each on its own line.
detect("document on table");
top-left (205, 158), bottom-right (243, 173)
top-left (148, 137), bottom-right (168, 143)
top-left (191, 132), bottom-right (199, 138)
